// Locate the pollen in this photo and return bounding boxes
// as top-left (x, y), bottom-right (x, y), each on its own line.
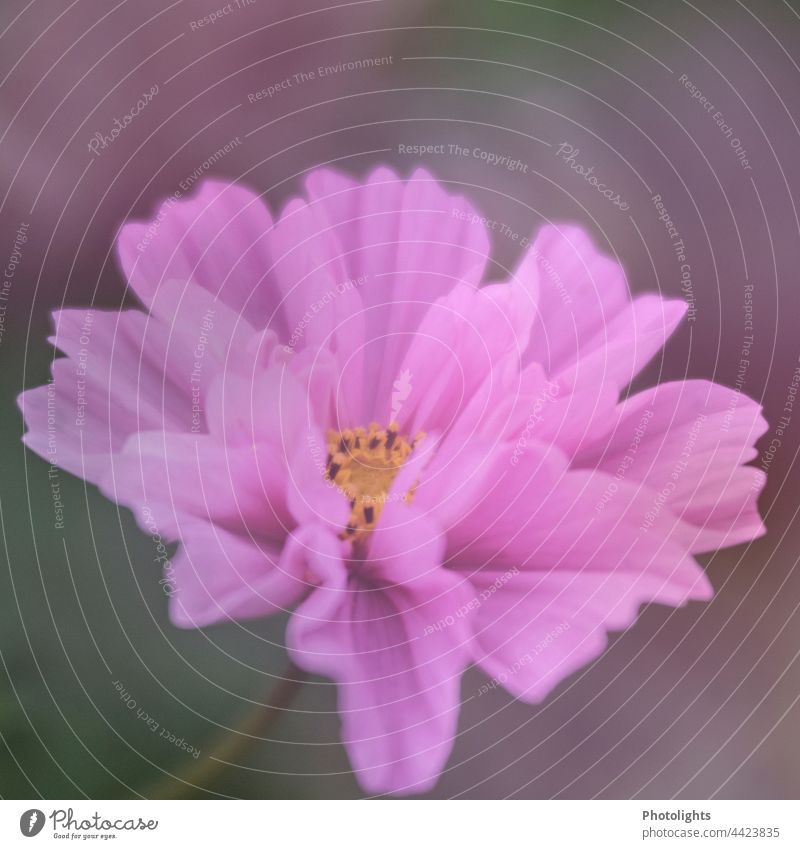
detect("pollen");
top-left (325, 422), bottom-right (424, 542)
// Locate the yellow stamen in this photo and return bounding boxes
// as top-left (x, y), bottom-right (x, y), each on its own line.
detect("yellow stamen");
top-left (325, 422), bottom-right (424, 542)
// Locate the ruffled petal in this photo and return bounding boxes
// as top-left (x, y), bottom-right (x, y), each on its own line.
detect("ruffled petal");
top-left (439, 445), bottom-right (712, 702)
top-left (471, 560), bottom-right (711, 703)
top-left (19, 283), bottom-right (261, 484)
top-left (303, 167), bottom-right (492, 424)
top-left (19, 308), bottom-right (192, 483)
top-left (390, 281), bottom-right (535, 436)
top-left (445, 441), bottom-right (700, 573)
top-left (287, 509), bottom-right (472, 795)
top-left (522, 225), bottom-right (686, 389)
top-left (167, 522), bottom-right (313, 628)
top-left (203, 358), bottom-right (309, 449)
top-left (284, 425), bottom-right (352, 531)
top-left (117, 180), bottom-right (279, 329)
top-left (100, 431), bottom-right (292, 542)
top-left (573, 380), bottom-right (768, 551)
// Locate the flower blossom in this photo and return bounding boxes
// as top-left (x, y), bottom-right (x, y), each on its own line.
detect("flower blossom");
top-left (19, 168), bottom-right (767, 795)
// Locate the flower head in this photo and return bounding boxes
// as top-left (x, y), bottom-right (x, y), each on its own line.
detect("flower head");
top-left (19, 168), bottom-right (767, 795)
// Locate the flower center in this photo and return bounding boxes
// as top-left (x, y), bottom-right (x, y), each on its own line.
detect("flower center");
top-left (325, 422), bottom-right (424, 541)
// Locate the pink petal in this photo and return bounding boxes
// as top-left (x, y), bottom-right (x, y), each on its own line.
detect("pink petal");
top-left (284, 426), bottom-right (352, 531)
top-left (115, 171), bottom-right (494, 429)
top-left (263, 195), bottom-right (365, 363)
top-left (529, 360), bottom-right (621, 457)
top-left (304, 167), bottom-right (492, 424)
top-left (445, 441), bottom-right (700, 577)
top-left (203, 361), bottom-right (310, 449)
top-left (145, 278), bottom-right (257, 376)
top-left (19, 286), bottom-right (262, 484)
top-left (304, 166), bottom-right (489, 306)
top-left (522, 225), bottom-right (686, 388)
top-left (560, 294), bottom-right (687, 392)
top-left (573, 380), bottom-right (768, 551)
top-left (167, 522), bottom-right (313, 629)
top-left (412, 432), bottom-right (504, 535)
top-left (117, 180), bottom-right (279, 329)
top-left (471, 560), bottom-right (711, 703)
top-left (19, 308), bottom-right (193, 483)
top-left (100, 431), bottom-right (292, 542)
top-left (438, 446), bottom-right (713, 703)
top-left (392, 282), bottom-right (534, 436)
top-left (287, 509), bottom-right (472, 795)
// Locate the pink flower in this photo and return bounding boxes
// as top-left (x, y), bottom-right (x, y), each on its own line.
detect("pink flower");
top-left (18, 168), bottom-right (767, 795)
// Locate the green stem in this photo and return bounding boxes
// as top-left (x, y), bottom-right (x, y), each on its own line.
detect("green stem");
top-left (147, 663), bottom-right (308, 799)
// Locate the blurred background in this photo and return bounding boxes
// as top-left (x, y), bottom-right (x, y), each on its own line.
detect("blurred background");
top-left (1, 0), bottom-right (799, 799)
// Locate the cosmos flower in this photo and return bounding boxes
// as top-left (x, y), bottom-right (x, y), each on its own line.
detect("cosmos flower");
top-left (18, 168), bottom-right (767, 795)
